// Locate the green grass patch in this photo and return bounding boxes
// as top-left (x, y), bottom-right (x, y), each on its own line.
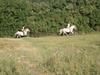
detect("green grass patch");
top-left (0, 33), bottom-right (100, 75)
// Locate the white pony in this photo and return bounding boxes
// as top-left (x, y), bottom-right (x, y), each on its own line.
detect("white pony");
top-left (59, 23), bottom-right (77, 35)
top-left (15, 26), bottom-right (30, 38)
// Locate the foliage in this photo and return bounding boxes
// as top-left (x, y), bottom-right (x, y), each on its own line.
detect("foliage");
top-left (0, 0), bottom-right (28, 37)
top-left (0, 0), bottom-right (100, 37)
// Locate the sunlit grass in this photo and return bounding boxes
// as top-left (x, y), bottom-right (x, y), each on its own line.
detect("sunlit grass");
top-left (0, 32), bottom-right (100, 75)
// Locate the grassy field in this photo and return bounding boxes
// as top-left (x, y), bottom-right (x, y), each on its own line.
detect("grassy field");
top-left (0, 32), bottom-right (100, 75)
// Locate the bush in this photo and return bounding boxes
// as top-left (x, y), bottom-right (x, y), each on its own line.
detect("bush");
top-left (0, 0), bottom-right (28, 37)
top-left (0, 0), bottom-right (100, 37)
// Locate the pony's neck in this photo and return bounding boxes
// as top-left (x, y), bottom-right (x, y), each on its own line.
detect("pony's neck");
top-left (70, 25), bottom-right (76, 30)
top-left (23, 29), bottom-right (28, 36)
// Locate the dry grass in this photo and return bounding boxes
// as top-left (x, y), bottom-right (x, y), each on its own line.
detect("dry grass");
top-left (0, 32), bottom-right (100, 75)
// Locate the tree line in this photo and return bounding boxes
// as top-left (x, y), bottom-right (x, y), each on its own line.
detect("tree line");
top-left (0, 0), bottom-right (100, 37)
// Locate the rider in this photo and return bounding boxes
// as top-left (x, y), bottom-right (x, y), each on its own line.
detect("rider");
top-left (67, 23), bottom-right (71, 28)
top-left (21, 26), bottom-right (25, 31)
top-left (65, 23), bottom-right (71, 34)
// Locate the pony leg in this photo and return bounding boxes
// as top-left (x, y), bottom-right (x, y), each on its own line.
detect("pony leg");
top-left (70, 31), bottom-right (74, 36)
top-left (71, 31), bottom-right (74, 34)
top-left (63, 31), bottom-right (67, 36)
top-left (15, 35), bottom-right (19, 38)
top-left (59, 30), bottom-right (63, 36)
top-left (19, 35), bottom-right (22, 38)
top-left (16, 35), bottom-right (21, 38)
top-left (15, 34), bottom-right (19, 38)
